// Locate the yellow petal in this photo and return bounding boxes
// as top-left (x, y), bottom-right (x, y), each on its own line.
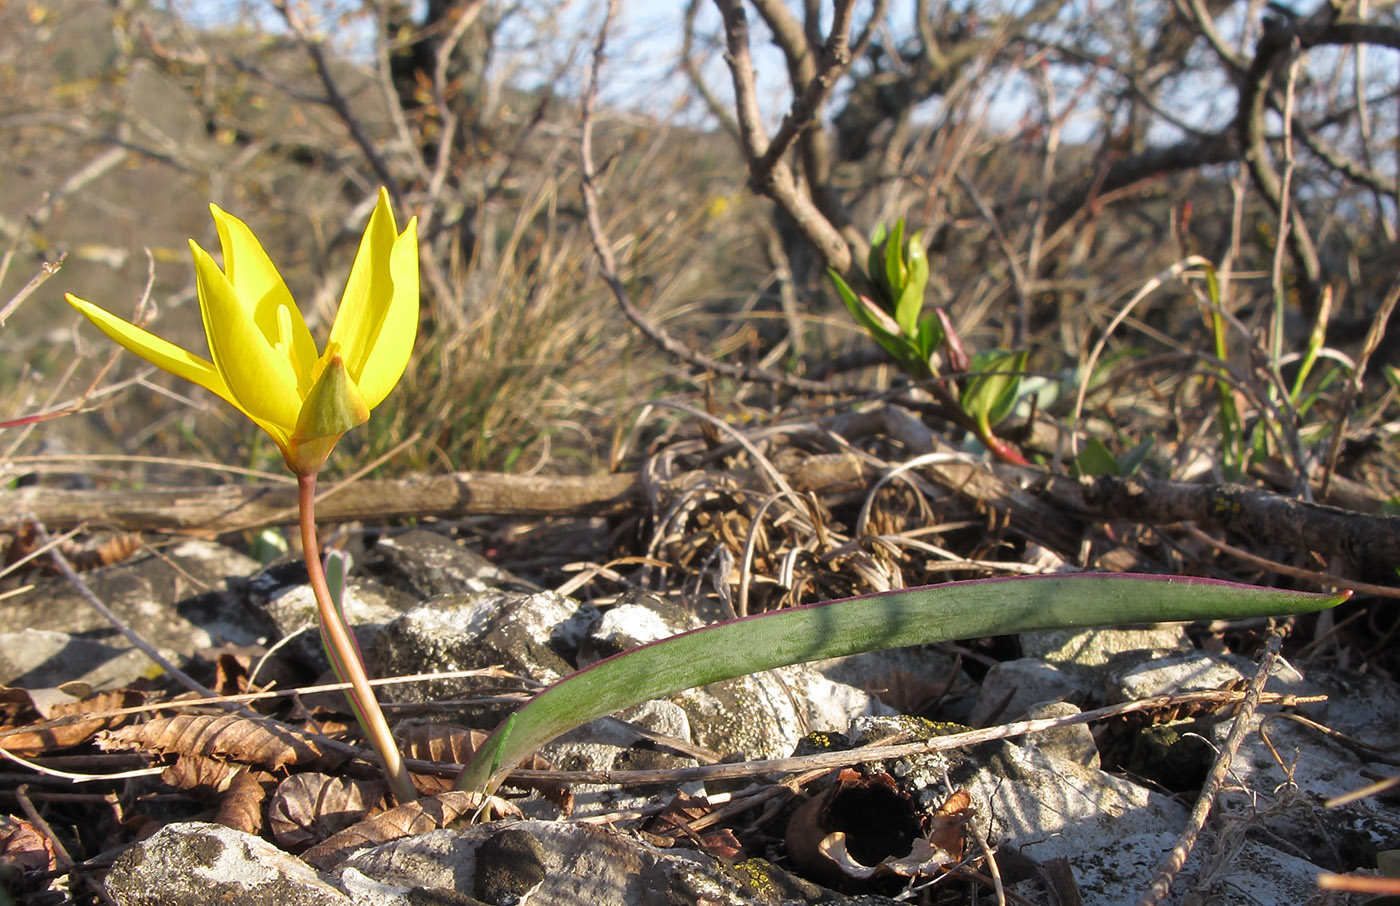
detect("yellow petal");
top-left (328, 188), bottom-right (420, 409)
top-left (190, 239), bottom-right (302, 442)
top-left (209, 203), bottom-right (318, 389)
top-left (65, 293), bottom-right (236, 408)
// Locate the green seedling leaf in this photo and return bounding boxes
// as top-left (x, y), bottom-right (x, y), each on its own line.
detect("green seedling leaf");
top-left (1198, 263), bottom-right (1244, 479)
top-left (869, 221), bottom-right (888, 252)
top-left (830, 268), bottom-right (925, 376)
top-left (962, 349), bottom-right (1028, 428)
top-left (1118, 437), bottom-right (1155, 476)
top-left (883, 218), bottom-right (908, 300)
top-left (893, 231), bottom-right (928, 339)
top-left (1076, 436), bottom-right (1121, 477)
top-left (915, 311), bottom-right (945, 365)
top-left (867, 222), bottom-right (890, 301)
top-left (455, 575), bottom-right (1345, 796)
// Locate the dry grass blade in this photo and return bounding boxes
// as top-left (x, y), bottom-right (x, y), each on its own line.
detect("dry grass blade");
top-left (97, 714), bottom-right (338, 772)
top-left (301, 791), bottom-right (522, 869)
top-left (269, 772), bottom-right (387, 851)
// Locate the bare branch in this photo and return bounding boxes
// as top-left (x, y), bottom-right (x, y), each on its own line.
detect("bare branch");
top-left (714, 0), bottom-right (852, 272)
top-left (583, 0), bottom-right (848, 390)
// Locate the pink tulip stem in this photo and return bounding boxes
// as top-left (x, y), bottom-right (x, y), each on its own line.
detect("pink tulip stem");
top-left (298, 472), bottom-right (416, 804)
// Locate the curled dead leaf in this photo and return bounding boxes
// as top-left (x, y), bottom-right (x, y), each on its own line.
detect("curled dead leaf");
top-left (98, 713), bottom-right (339, 771)
top-left (641, 791), bottom-right (743, 860)
top-left (269, 772), bottom-right (387, 851)
top-left (3, 522), bottom-right (141, 573)
top-left (161, 754), bottom-right (243, 796)
top-left (301, 791), bottom-right (522, 870)
top-left (0, 814), bottom-right (56, 876)
top-left (398, 722), bottom-right (573, 814)
top-left (786, 768), bottom-right (973, 883)
top-left (398, 722), bottom-right (489, 765)
top-left (0, 688), bottom-right (144, 756)
top-left (213, 770), bottom-right (272, 836)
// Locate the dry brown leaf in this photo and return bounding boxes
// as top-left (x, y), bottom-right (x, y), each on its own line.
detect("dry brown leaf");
top-left (926, 788), bottom-right (973, 861)
top-left (160, 754), bottom-right (243, 796)
top-left (0, 689), bottom-right (144, 756)
top-left (786, 769), bottom-right (970, 883)
top-left (2, 523), bottom-right (140, 573)
top-left (0, 814), bottom-right (56, 876)
top-left (212, 651), bottom-right (254, 698)
top-left (214, 770), bottom-right (271, 836)
top-left (398, 723), bottom-right (573, 814)
top-left (302, 791), bottom-right (522, 869)
top-left (98, 713), bottom-right (338, 771)
top-left (398, 723), bottom-right (488, 765)
top-left (0, 687), bottom-right (39, 739)
top-left (642, 791), bottom-right (743, 860)
top-left (269, 772), bottom-right (387, 851)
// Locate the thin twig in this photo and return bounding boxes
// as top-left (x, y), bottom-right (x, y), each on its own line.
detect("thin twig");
top-left (578, 0), bottom-right (852, 395)
top-left (33, 519), bottom-right (221, 701)
top-left (1183, 524), bottom-right (1400, 600)
top-left (1133, 627), bottom-right (1283, 906)
top-left (503, 688), bottom-right (1322, 787)
top-left (0, 254), bottom-right (64, 327)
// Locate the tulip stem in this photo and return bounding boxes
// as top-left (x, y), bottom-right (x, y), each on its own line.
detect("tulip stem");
top-left (298, 472), bottom-right (416, 804)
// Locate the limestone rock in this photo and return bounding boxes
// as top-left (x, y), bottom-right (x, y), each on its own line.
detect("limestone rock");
top-left (105, 821), bottom-right (351, 906)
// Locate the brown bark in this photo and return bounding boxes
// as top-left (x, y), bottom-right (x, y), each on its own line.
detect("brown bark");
top-left (2, 457), bottom-right (870, 535)
top-left (1044, 473), bottom-right (1400, 568)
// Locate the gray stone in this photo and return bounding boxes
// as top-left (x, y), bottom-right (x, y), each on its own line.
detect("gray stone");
top-left (1108, 650), bottom-right (1255, 701)
top-left (1020, 625), bottom-right (1191, 671)
top-left (370, 530), bottom-right (541, 599)
top-left (239, 559), bottom-right (421, 671)
top-left (811, 645), bottom-right (978, 723)
top-left (372, 591), bottom-right (598, 708)
top-left (540, 699), bottom-right (699, 815)
top-left (1293, 665), bottom-right (1400, 744)
top-left (337, 820), bottom-right (898, 906)
top-left (968, 657), bottom-right (1088, 727)
top-left (0, 628), bottom-right (153, 689)
top-left (961, 738), bottom-right (1189, 861)
top-left (1022, 700), bottom-right (1100, 769)
top-left (1206, 710), bottom-right (1400, 867)
top-left (0, 539), bottom-right (266, 670)
top-left (105, 821), bottom-right (351, 906)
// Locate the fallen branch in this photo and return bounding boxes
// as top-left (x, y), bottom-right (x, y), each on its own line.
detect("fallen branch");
top-left (1, 457), bottom-right (867, 534)
top-left (1044, 472), bottom-right (1400, 568)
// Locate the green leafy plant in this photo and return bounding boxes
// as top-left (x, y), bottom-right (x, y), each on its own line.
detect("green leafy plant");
top-left (455, 574), bottom-right (1345, 795)
top-left (829, 220), bottom-right (941, 380)
top-left (961, 348), bottom-right (1029, 442)
top-left (828, 219), bottom-right (1028, 463)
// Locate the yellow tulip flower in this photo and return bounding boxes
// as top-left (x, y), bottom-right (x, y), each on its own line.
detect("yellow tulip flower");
top-left (67, 187), bottom-right (419, 475)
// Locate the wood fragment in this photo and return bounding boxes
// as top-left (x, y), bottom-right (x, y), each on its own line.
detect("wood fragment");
top-left (1045, 473), bottom-right (1400, 567)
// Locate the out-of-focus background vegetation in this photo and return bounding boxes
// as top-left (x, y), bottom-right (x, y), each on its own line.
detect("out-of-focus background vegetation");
top-left (1, 0), bottom-right (1397, 501)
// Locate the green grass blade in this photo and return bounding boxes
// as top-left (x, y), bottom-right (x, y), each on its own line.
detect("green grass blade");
top-left (455, 575), bottom-right (1344, 795)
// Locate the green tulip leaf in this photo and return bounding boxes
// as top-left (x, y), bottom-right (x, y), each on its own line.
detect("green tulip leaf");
top-left (455, 574), bottom-right (1346, 796)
